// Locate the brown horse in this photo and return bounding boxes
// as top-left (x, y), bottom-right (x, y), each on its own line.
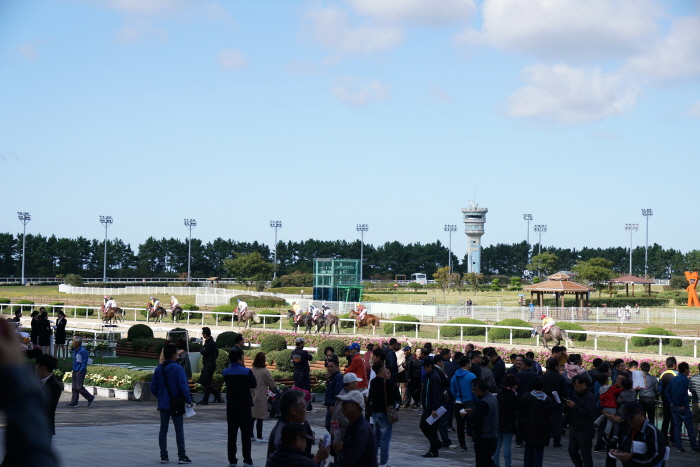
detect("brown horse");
top-left (349, 310), bottom-right (379, 333)
top-left (236, 309), bottom-right (261, 329)
top-left (102, 307), bottom-right (124, 325)
top-left (146, 305), bottom-right (167, 324)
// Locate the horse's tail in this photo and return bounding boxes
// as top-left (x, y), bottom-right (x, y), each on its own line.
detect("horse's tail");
top-left (561, 329), bottom-right (575, 347)
top-left (253, 314), bottom-right (261, 324)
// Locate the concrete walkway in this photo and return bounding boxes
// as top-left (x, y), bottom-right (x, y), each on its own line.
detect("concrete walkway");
top-left (2, 393), bottom-right (698, 467)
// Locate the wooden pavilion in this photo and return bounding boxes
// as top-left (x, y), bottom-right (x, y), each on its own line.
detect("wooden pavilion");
top-left (523, 273), bottom-right (595, 307)
top-left (608, 275), bottom-right (653, 297)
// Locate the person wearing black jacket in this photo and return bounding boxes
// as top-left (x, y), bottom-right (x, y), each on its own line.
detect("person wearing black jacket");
top-left (198, 327), bottom-right (220, 405)
top-left (419, 357), bottom-right (444, 458)
top-left (368, 361), bottom-right (402, 466)
top-left (30, 310), bottom-right (40, 345)
top-left (609, 402), bottom-right (667, 467)
top-left (223, 348), bottom-right (257, 467)
top-left (35, 354), bottom-right (63, 439)
top-left (292, 337), bottom-right (314, 412)
top-left (37, 310), bottom-right (52, 354)
top-left (53, 311), bottom-right (67, 358)
top-left (542, 358), bottom-right (567, 448)
top-left (488, 350), bottom-right (506, 389)
top-left (265, 423), bottom-right (329, 467)
top-left (494, 374), bottom-right (519, 467)
top-left (566, 375), bottom-right (597, 467)
top-left (385, 338), bottom-right (399, 382)
top-left (268, 390), bottom-right (315, 458)
top-left (404, 347), bottom-right (422, 407)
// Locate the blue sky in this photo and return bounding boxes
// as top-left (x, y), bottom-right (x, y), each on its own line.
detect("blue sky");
top-left (1, 0), bottom-right (699, 256)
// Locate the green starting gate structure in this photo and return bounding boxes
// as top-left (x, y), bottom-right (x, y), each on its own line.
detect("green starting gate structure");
top-left (313, 258), bottom-right (364, 302)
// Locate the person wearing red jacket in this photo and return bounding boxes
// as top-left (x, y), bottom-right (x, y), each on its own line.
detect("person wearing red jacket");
top-left (596, 375), bottom-right (624, 445)
top-left (344, 343), bottom-right (367, 389)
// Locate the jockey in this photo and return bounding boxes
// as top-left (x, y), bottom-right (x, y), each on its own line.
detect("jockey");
top-left (149, 297), bottom-right (161, 312)
top-left (357, 304), bottom-right (368, 322)
top-left (292, 301), bottom-right (302, 322)
top-left (322, 302), bottom-right (332, 317)
top-left (106, 297), bottom-right (117, 309)
top-left (237, 298), bottom-right (248, 317)
top-left (310, 304), bottom-right (321, 322)
top-left (103, 295), bottom-right (109, 313)
top-left (540, 314), bottom-right (556, 334)
top-left (170, 295), bottom-right (179, 311)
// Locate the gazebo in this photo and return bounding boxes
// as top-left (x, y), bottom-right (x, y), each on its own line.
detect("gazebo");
top-left (608, 275), bottom-right (653, 297)
top-left (524, 273), bottom-right (595, 307)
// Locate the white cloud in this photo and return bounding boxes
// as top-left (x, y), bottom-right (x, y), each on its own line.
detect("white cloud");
top-left (430, 85), bottom-right (453, 103)
top-left (457, 0), bottom-right (660, 61)
top-left (116, 18), bottom-right (168, 44)
top-left (345, 0), bottom-right (476, 26)
top-left (625, 16), bottom-right (700, 84)
top-left (331, 78), bottom-right (391, 106)
top-left (218, 48), bottom-right (248, 69)
top-left (16, 42), bottom-right (40, 61)
top-left (106, 0), bottom-right (186, 16)
top-left (305, 5), bottom-right (403, 55)
top-left (690, 100), bottom-right (700, 119)
top-left (505, 64), bottom-right (638, 123)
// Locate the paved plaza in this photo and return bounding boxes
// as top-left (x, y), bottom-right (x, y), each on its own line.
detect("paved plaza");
top-left (2, 392), bottom-right (699, 467)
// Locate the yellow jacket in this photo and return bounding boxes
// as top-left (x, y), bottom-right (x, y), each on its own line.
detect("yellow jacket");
top-left (542, 317), bottom-right (555, 327)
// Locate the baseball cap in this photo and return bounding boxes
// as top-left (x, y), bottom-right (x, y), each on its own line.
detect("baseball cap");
top-left (343, 372), bottom-right (363, 384)
top-left (345, 343), bottom-right (360, 351)
top-left (336, 390), bottom-right (365, 409)
top-left (295, 337), bottom-right (305, 344)
top-left (620, 401), bottom-right (644, 421)
top-left (281, 422), bottom-right (315, 440)
top-left (402, 345), bottom-right (411, 351)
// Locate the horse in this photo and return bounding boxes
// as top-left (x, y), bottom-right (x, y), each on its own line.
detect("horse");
top-left (532, 325), bottom-right (574, 350)
top-left (171, 306), bottom-right (184, 322)
top-left (321, 314), bottom-right (341, 334)
top-left (102, 307), bottom-right (124, 325)
top-left (349, 310), bottom-right (380, 334)
top-left (146, 305), bottom-right (167, 324)
top-left (287, 310), bottom-right (315, 334)
top-left (237, 309), bottom-right (261, 329)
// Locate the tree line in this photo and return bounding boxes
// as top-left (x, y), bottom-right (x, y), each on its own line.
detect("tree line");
top-left (0, 233), bottom-right (697, 279)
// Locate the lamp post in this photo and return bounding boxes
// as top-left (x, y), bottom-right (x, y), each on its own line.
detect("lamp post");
top-left (184, 219), bottom-right (196, 282)
top-left (356, 224), bottom-right (368, 283)
top-left (270, 220), bottom-right (282, 279)
top-left (642, 209), bottom-right (653, 278)
top-left (625, 223), bottom-right (639, 276)
top-left (99, 216), bottom-right (113, 282)
top-left (444, 224), bottom-right (457, 271)
top-left (17, 212), bottom-right (31, 285)
top-left (534, 224), bottom-right (547, 255)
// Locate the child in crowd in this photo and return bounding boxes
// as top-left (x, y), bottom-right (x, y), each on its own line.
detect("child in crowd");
top-left (595, 374), bottom-right (626, 444)
top-left (565, 354), bottom-right (585, 381)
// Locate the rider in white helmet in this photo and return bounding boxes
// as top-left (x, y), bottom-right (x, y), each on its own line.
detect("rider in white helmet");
top-left (103, 296), bottom-right (109, 314)
top-left (170, 295), bottom-right (179, 311)
top-left (106, 297), bottom-right (117, 309)
top-left (237, 298), bottom-right (248, 318)
top-left (310, 303), bottom-right (321, 322)
top-left (292, 301), bottom-right (302, 322)
top-left (322, 300), bottom-right (332, 317)
top-left (149, 297), bottom-right (161, 312)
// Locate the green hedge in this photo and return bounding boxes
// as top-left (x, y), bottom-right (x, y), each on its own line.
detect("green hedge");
top-left (128, 324), bottom-right (154, 341)
top-left (441, 318), bottom-right (486, 337)
top-left (11, 300), bottom-right (34, 314)
top-left (75, 305), bottom-right (96, 317)
top-left (338, 313), bottom-right (355, 329)
top-left (318, 338), bottom-right (347, 356)
top-left (47, 302), bottom-right (64, 313)
top-left (542, 297), bottom-right (669, 307)
top-left (229, 294), bottom-right (287, 309)
top-left (383, 316), bottom-right (420, 334)
top-left (270, 349), bottom-right (293, 372)
top-left (216, 331), bottom-right (239, 348)
top-left (261, 334), bottom-right (288, 353)
top-left (556, 322), bottom-right (587, 342)
top-left (130, 338), bottom-right (166, 352)
top-left (490, 319), bottom-right (532, 340)
top-left (213, 305), bottom-right (236, 322)
top-left (631, 327), bottom-right (682, 347)
top-left (0, 298), bottom-right (10, 304)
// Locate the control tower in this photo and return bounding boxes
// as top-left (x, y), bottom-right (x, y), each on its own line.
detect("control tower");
top-left (462, 200), bottom-right (488, 273)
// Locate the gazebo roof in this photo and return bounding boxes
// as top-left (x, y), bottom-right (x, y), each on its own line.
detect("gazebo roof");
top-left (609, 275), bottom-right (654, 284)
top-left (547, 272), bottom-right (570, 280)
top-left (524, 277), bottom-right (595, 293)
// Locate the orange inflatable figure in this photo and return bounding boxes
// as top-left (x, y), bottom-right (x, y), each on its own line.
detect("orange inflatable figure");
top-left (686, 271), bottom-right (700, 307)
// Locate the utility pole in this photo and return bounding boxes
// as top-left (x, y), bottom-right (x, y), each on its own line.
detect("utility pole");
top-left (184, 219), bottom-right (197, 282)
top-left (444, 225), bottom-right (456, 271)
top-left (625, 223), bottom-right (639, 276)
top-left (270, 220), bottom-right (282, 279)
top-left (642, 209), bottom-right (653, 278)
top-left (99, 216), bottom-right (112, 282)
top-left (534, 224), bottom-right (547, 255)
top-left (356, 224), bottom-right (368, 282)
top-left (17, 212), bottom-right (31, 285)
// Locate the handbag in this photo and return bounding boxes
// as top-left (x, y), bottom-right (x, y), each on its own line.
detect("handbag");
top-left (162, 361), bottom-right (186, 416)
top-left (384, 379), bottom-right (399, 424)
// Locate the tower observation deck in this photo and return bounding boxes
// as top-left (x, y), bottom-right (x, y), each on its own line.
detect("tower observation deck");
top-left (462, 201), bottom-right (488, 273)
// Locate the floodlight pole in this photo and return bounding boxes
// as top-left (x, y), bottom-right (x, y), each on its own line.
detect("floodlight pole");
top-left (184, 219), bottom-right (197, 282)
top-left (444, 225), bottom-right (457, 271)
top-left (523, 214), bottom-right (533, 249)
top-left (270, 220), bottom-right (282, 279)
top-left (357, 224), bottom-right (368, 282)
top-left (642, 209), bottom-right (653, 278)
top-left (17, 212), bottom-right (31, 285)
top-left (99, 216), bottom-right (113, 282)
top-left (534, 224), bottom-right (547, 255)
top-left (625, 223), bottom-right (639, 276)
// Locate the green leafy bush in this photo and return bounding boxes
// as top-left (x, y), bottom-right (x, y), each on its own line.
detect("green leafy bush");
top-left (216, 331), bottom-right (239, 349)
top-left (383, 316), bottom-right (420, 334)
top-left (0, 298), bottom-right (11, 304)
top-left (556, 322), bottom-right (588, 342)
top-left (229, 294), bottom-right (287, 309)
top-left (11, 300), bottom-right (34, 314)
top-left (75, 305), bottom-right (95, 317)
top-left (318, 338), bottom-right (347, 356)
top-left (270, 349), bottom-right (294, 372)
top-left (182, 304), bottom-right (201, 320)
top-left (490, 319), bottom-right (532, 340)
top-left (338, 313), bottom-right (355, 328)
top-left (213, 305), bottom-right (236, 322)
top-left (631, 327), bottom-right (682, 347)
top-left (190, 372), bottom-right (200, 384)
top-left (130, 338), bottom-right (164, 351)
top-left (441, 318), bottom-right (486, 337)
top-left (47, 302), bottom-right (64, 314)
top-left (128, 324), bottom-right (154, 341)
top-left (261, 334), bottom-right (288, 353)
top-left (258, 310), bottom-right (281, 324)
top-left (63, 274), bottom-right (83, 286)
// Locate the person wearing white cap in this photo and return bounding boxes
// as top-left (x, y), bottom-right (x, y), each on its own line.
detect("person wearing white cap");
top-left (331, 373), bottom-right (363, 440)
top-left (170, 295), bottom-right (179, 312)
top-left (333, 390), bottom-right (378, 467)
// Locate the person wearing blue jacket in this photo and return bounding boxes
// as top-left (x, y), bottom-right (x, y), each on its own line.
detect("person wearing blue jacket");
top-left (668, 362), bottom-right (700, 453)
top-left (67, 336), bottom-right (95, 408)
top-left (151, 343), bottom-right (193, 464)
top-left (324, 356), bottom-right (344, 433)
top-left (450, 356), bottom-right (476, 451)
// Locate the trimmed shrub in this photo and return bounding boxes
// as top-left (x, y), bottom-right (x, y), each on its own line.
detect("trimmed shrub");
top-left (11, 300), bottom-right (34, 314)
top-left (441, 318), bottom-right (486, 337)
top-left (47, 302), bottom-right (64, 314)
top-left (0, 298), bottom-right (11, 303)
top-left (182, 304), bottom-right (201, 320)
top-left (258, 310), bottom-right (281, 324)
top-left (631, 327), bottom-right (682, 347)
top-left (556, 322), bottom-right (587, 342)
top-left (213, 305), bottom-right (236, 322)
top-left (383, 316), bottom-right (420, 334)
top-left (318, 338), bottom-right (348, 356)
top-left (75, 305), bottom-right (95, 317)
top-left (63, 274), bottom-right (83, 286)
top-left (338, 313), bottom-right (355, 329)
top-left (490, 319), bottom-right (532, 340)
top-left (271, 349), bottom-right (294, 372)
top-left (216, 331), bottom-right (239, 349)
top-left (261, 334), bottom-right (288, 353)
top-left (230, 294), bottom-right (287, 309)
top-left (128, 324), bottom-right (154, 341)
